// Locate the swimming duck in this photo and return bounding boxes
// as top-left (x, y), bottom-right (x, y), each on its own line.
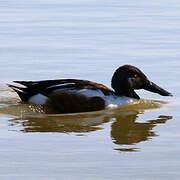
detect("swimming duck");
top-left (8, 65), bottom-right (172, 114)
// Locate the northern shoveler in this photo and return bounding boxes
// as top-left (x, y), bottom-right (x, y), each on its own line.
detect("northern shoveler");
top-left (8, 65), bottom-right (172, 113)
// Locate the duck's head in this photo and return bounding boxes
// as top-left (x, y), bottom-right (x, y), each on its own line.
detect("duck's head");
top-left (111, 65), bottom-right (172, 99)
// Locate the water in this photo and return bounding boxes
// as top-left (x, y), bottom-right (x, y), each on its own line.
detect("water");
top-left (0, 0), bottom-right (180, 179)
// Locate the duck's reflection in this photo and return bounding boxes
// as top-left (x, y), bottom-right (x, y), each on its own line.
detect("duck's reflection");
top-left (8, 105), bottom-right (172, 149)
top-left (111, 113), bottom-right (172, 145)
top-left (9, 112), bottom-right (110, 133)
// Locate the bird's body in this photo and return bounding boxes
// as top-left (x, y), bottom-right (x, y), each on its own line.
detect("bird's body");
top-left (27, 86), bottom-right (135, 107)
top-left (8, 65), bottom-right (172, 114)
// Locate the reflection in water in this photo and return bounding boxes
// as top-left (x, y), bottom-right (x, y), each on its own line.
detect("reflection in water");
top-left (111, 112), bottom-right (153, 145)
top-left (0, 96), bottom-right (172, 151)
top-left (111, 113), bottom-right (172, 145)
top-left (114, 148), bottom-right (139, 152)
top-left (9, 112), bottom-right (110, 133)
top-left (6, 105), bottom-right (172, 148)
top-left (111, 114), bottom-right (172, 152)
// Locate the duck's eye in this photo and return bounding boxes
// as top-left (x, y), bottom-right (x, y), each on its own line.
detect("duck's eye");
top-left (134, 74), bottom-right (138, 78)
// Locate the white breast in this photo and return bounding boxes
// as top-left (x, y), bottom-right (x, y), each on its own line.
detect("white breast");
top-left (68, 89), bottom-right (136, 108)
top-left (105, 96), bottom-right (136, 108)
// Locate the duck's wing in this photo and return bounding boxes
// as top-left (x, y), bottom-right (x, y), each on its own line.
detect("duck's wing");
top-left (8, 79), bottom-right (113, 102)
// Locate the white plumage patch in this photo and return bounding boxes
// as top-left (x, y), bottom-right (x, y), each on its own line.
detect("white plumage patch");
top-left (47, 83), bottom-right (76, 89)
top-left (28, 93), bottom-right (48, 105)
top-left (105, 96), bottom-right (136, 108)
top-left (74, 89), bottom-right (136, 107)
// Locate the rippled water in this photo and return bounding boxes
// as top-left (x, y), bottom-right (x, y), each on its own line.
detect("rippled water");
top-left (0, 0), bottom-right (180, 179)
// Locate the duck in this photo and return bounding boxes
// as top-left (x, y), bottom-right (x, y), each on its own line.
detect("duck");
top-left (8, 65), bottom-right (172, 114)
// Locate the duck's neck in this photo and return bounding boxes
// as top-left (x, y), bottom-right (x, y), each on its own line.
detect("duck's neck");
top-left (114, 89), bottom-right (140, 99)
top-left (111, 79), bottom-right (140, 99)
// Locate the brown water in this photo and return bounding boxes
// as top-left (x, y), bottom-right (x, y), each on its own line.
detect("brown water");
top-left (0, 0), bottom-right (180, 179)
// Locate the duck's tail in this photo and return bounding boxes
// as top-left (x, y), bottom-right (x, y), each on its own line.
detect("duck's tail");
top-left (7, 84), bottom-right (30, 102)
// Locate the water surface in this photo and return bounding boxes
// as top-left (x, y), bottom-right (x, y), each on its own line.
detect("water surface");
top-left (0, 0), bottom-right (180, 179)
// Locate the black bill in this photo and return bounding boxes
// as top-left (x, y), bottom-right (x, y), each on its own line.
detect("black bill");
top-left (143, 80), bottom-right (172, 96)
